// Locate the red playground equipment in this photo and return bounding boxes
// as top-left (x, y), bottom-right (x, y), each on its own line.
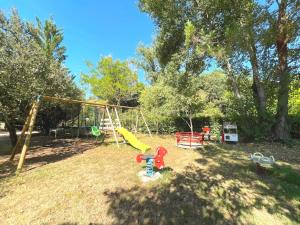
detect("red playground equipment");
top-left (202, 126), bottom-right (211, 140)
top-left (136, 146), bottom-right (168, 176)
top-left (175, 132), bottom-right (204, 149)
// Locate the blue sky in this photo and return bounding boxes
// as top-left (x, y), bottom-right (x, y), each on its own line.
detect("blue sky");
top-left (0, 0), bottom-right (155, 84)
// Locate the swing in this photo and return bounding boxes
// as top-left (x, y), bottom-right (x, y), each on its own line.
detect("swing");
top-left (90, 107), bottom-right (104, 142)
top-left (90, 126), bottom-right (104, 142)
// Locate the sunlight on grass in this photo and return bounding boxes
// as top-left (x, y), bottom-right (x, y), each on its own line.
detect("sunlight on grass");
top-left (0, 135), bottom-right (299, 224)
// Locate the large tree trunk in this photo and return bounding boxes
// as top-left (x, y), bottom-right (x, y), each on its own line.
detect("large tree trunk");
top-left (226, 60), bottom-right (241, 99)
top-left (249, 43), bottom-right (267, 119)
top-left (5, 120), bottom-right (17, 147)
top-left (272, 0), bottom-right (290, 141)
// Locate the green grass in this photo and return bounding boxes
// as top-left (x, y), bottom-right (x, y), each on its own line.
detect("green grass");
top-left (0, 135), bottom-right (299, 225)
top-left (272, 165), bottom-right (300, 186)
top-left (271, 165), bottom-right (300, 201)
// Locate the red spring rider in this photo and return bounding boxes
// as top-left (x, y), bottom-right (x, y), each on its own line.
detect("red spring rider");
top-left (136, 146), bottom-right (168, 177)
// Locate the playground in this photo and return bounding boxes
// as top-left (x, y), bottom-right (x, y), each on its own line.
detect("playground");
top-left (0, 133), bottom-right (300, 224)
top-left (1, 1), bottom-right (300, 224)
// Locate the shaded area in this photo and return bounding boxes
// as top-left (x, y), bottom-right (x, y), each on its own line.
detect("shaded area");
top-left (0, 136), bottom-right (100, 179)
top-left (59, 223), bottom-right (104, 225)
top-left (104, 144), bottom-right (300, 225)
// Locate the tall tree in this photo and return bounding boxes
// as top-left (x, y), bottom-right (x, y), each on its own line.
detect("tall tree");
top-left (0, 9), bottom-right (81, 146)
top-left (271, 0), bottom-right (300, 140)
top-left (29, 17), bottom-right (66, 62)
top-left (81, 56), bottom-right (144, 105)
top-left (139, 0), bottom-right (300, 140)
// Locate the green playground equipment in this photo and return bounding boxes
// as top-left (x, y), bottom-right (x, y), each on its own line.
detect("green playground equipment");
top-left (91, 126), bottom-right (103, 142)
top-left (116, 127), bottom-right (150, 153)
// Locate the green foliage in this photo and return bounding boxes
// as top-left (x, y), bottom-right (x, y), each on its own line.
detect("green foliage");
top-left (199, 72), bottom-right (227, 118)
top-left (209, 119), bottom-right (222, 136)
top-left (29, 17), bottom-right (66, 62)
top-left (272, 165), bottom-right (300, 201)
top-left (81, 56), bottom-right (144, 105)
top-left (184, 21), bottom-right (195, 47)
top-left (272, 165), bottom-right (300, 186)
top-left (139, 83), bottom-right (177, 133)
top-left (139, 0), bottom-right (300, 140)
top-left (140, 70), bottom-right (227, 133)
top-left (289, 79), bottom-right (300, 116)
top-left (0, 9), bottom-right (82, 142)
top-left (136, 44), bottom-right (161, 84)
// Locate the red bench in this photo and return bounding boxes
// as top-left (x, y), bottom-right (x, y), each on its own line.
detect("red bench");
top-left (175, 132), bottom-right (204, 149)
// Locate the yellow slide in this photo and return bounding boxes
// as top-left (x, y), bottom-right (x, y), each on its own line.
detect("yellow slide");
top-left (116, 127), bottom-right (150, 153)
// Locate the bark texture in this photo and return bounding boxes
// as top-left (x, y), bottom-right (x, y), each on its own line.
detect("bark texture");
top-left (249, 42), bottom-right (267, 119)
top-left (5, 120), bottom-right (17, 147)
top-left (272, 0), bottom-right (290, 141)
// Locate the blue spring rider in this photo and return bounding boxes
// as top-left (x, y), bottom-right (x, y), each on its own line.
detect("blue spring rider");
top-left (136, 146), bottom-right (168, 177)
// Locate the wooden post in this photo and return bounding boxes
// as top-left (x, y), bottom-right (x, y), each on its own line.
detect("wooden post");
top-left (135, 110), bottom-right (139, 133)
top-left (10, 105), bottom-right (34, 161)
top-left (77, 105), bottom-right (81, 138)
top-left (100, 108), bottom-right (106, 134)
top-left (16, 100), bottom-right (40, 174)
top-left (140, 110), bottom-right (152, 137)
top-left (106, 106), bottom-right (119, 148)
top-left (114, 107), bottom-right (121, 128)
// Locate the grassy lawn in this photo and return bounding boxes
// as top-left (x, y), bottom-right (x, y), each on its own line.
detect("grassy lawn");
top-left (0, 135), bottom-right (299, 225)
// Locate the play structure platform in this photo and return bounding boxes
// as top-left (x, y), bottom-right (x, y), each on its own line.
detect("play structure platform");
top-left (175, 132), bottom-right (204, 149)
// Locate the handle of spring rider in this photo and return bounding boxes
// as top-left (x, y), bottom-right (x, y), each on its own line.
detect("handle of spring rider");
top-left (154, 146), bottom-right (168, 169)
top-left (136, 154), bottom-right (143, 163)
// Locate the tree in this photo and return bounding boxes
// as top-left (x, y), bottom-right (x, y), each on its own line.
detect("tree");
top-left (0, 9), bottom-right (81, 146)
top-left (29, 17), bottom-right (66, 62)
top-left (270, 0), bottom-right (300, 140)
top-left (139, 0), bottom-right (300, 141)
top-left (140, 84), bottom-right (177, 133)
top-left (289, 79), bottom-right (300, 115)
top-left (81, 56), bottom-right (144, 105)
top-left (199, 71), bottom-right (227, 119)
top-left (136, 44), bottom-right (161, 84)
top-left (138, 46), bottom-right (210, 133)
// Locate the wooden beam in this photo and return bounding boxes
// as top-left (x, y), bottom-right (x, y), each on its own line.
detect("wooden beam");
top-left (43, 95), bottom-right (137, 109)
top-left (106, 106), bottom-right (119, 148)
top-left (9, 104), bottom-right (34, 161)
top-left (16, 100), bottom-right (40, 174)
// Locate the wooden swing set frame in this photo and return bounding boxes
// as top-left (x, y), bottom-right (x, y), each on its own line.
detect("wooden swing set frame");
top-left (10, 95), bottom-right (152, 174)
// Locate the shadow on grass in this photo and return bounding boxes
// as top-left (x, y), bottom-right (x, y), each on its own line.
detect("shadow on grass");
top-left (59, 222), bottom-right (104, 225)
top-left (59, 223), bottom-right (105, 225)
top-left (103, 143), bottom-right (300, 225)
top-left (0, 136), bottom-right (101, 179)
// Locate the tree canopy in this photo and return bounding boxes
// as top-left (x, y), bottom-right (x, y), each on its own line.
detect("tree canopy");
top-left (81, 56), bottom-right (144, 106)
top-left (138, 0), bottom-right (300, 141)
top-left (0, 9), bottom-right (81, 145)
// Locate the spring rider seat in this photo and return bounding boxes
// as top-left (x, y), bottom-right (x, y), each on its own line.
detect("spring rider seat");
top-left (136, 146), bottom-right (168, 182)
